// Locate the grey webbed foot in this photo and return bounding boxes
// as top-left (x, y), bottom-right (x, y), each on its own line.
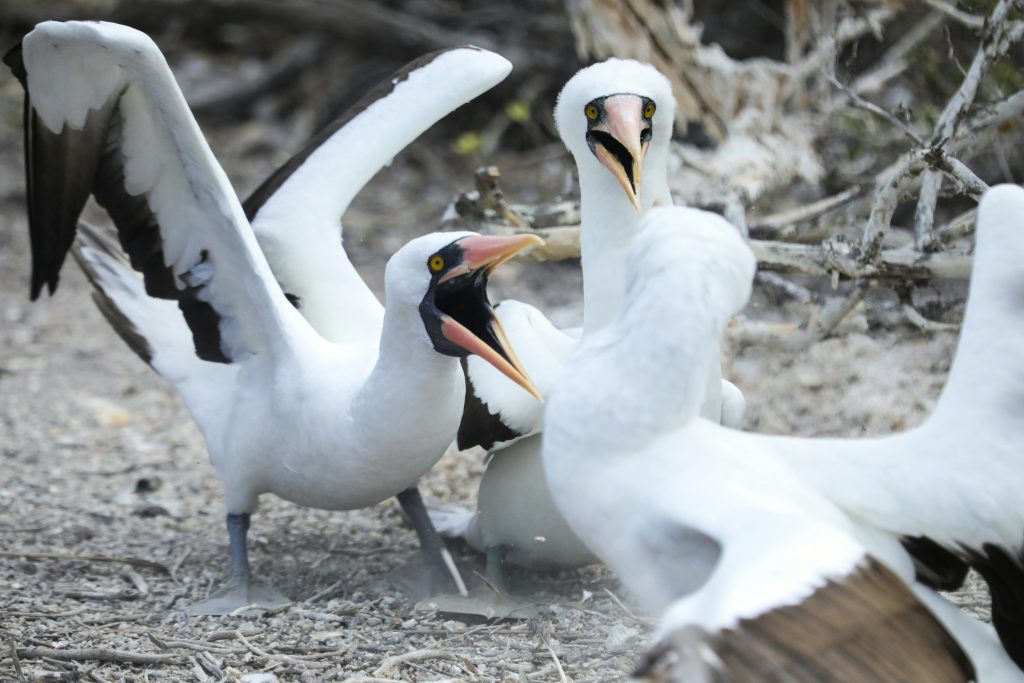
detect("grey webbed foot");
top-left (188, 511), bottom-right (290, 615)
top-left (190, 576), bottom-right (291, 615)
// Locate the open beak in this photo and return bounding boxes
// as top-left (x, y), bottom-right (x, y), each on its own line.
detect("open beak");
top-left (587, 95), bottom-right (648, 211)
top-left (437, 234), bottom-right (544, 402)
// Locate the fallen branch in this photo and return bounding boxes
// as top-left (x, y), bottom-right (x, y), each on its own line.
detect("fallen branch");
top-left (749, 187), bottom-right (866, 240)
top-left (11, 647), bottom-right (179, 666)
top-left (0, 550), bottom-right (170, 574)
top-left (477, 220), bottom-right (972, 281)
top-left (7, 638), bottom-right (26, 683)
top-left (753, 239), bottom-right (971, 280)
top-left (828, 73), bottom-right (922, 145)
top-left (937, 209), bottom-right (977, 246)
top-left (372, 648), bottom-right (475, 678)
top-left (903, 304), bottom-right (960, 333)
top-left (55, 587), bottom-right (140, 601)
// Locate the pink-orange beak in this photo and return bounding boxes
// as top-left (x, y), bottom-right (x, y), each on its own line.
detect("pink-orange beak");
top-left (588, 95), bottom-right (649, 211)
top-left (438, 233), bottom-right (542, 284)
top-left (438, 234), bottom-right (544, 402)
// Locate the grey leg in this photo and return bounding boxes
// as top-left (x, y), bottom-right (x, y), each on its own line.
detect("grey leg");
top-left (189, 513), bottom-right (291, 615)
top-left (397, 485), bottom-right (467, 596)
top-left (484, 544), bottom-right (509, 594)
top-left (227, 512), bottom-right (251, 582)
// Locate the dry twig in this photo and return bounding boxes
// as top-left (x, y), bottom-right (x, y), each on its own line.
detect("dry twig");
top-left (914, 0), bottom-right (1024, 250)
top-left (12, 647), bottom-right (179, 665)
top-left (0, 550), bottom-right (170, 574)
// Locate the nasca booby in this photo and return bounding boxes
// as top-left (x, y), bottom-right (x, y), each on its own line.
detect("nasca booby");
top-left (543, 205), bottom-right (1019, 682)
top-left (431, 59), bottom-right (745, 585)
top-left (703, 184), bottom-right (1024, 671)
top-left (7, 20), bottom-right (541, 613)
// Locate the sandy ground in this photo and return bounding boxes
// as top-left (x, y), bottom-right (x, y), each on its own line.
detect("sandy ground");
top-left (0, 40), bottom-right (990, 683)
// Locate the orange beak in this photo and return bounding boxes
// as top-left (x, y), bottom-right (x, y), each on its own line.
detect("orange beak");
top-left (438, 234), bottom-right (544, 402)
top-left (588, 95), bottom-right (648, 211)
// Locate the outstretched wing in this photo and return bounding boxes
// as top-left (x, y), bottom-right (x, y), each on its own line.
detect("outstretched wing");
top-left (637, 525), bottom-right (973, 683)
top-left (10, 20), bottom-right (307, 364)
top-left (243, 46), bottom-right (513, 345)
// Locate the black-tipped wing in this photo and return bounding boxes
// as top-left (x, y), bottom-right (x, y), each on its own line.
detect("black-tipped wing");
top-left (11, 21), bottom-right (302, 365)
top-left (457, 362), bottom-right (523, 450)
top-left (72, 222), bottom-right (155, 366)
top-left (902, 536), bottom-right (970, 592)
top-left (241, 46), bottom-right (511, 346)
top-left (6, 40), bottom-right (175, 303)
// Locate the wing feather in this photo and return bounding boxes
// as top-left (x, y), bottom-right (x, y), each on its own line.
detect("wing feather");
top-left (243, 46), bottom-right (512, 345)
top-left (14, 20), bottom-right (307, 364)
top-left (639, 554), bottom-right (973, 683)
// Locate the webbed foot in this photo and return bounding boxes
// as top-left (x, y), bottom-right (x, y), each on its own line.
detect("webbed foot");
top-left (190, 576), bottom-right (291, 615)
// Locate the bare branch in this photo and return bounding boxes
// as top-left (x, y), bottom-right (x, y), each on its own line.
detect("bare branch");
top-left (861, 147), bottom-right (988, 260)
top-left (915, 0), bottom-right (1024, 246)
top-left (938, 209), bottom-right (978, 246)
top-left (750, 186), bottom-right (866, 241)
top-left (847, 12), bottom-right (945, 97)
top-left (827, 73), bottom-right (923, 145)
top-left (921, 0), bottom-right (985, 29)
top-left (751, 239), bottom-right (971, 281)
top-left (786, 7), bottom-right (896, 99)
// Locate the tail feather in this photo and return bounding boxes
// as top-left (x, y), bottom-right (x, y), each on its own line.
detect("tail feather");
top-left (73, 223), bottom-right (156, 365)
top-left (72, 222), bottom-right (235, 412)
top-left (425, 501), bottom-right (478, 541)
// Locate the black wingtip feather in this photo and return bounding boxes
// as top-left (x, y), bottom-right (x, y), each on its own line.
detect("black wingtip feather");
top-left (456, 359), bottom-right (522, 451)
top-left (902, 536), bottom-right (970, 592)
top-left (3, 40), bottom-right (26, 84)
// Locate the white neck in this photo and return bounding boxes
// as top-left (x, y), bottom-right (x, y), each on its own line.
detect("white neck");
top-left (578, 144), bottom-right (671, 335)
top-left (351, 306), bottom-right (464, 452)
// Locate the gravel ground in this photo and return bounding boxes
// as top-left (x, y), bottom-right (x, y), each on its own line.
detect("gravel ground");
top-left (0, 44), bottom-right (991, 683)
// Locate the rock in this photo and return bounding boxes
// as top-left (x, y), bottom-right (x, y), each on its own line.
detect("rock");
top-left (240, 674), bottom-right (279, 683)
top-left (604, 622), bottom-right (641, 653)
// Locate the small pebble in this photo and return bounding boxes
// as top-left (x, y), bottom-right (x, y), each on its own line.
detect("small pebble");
top-left (604, 622), bottom-right (641, 653)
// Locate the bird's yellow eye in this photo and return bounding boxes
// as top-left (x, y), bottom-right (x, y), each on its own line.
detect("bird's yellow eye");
top-left (585, 104), bottom-right (600, 121)
top-left (429, 255), bottom-right (445, 271)
top-left (644, 102), bottom-right (656, 119)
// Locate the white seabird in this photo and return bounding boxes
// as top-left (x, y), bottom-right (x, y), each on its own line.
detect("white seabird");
top-left (431, 59), bottom-right (745, 585)
top-left (543, 204), bottom-right (1021, 682)
top-left (8, 20), bottom-right (541, 613)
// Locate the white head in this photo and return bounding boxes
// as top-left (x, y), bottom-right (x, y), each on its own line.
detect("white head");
top-left (383, 231), bottom-right (543, 399)
top-left (554, 59), bottom-right (675, 210)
